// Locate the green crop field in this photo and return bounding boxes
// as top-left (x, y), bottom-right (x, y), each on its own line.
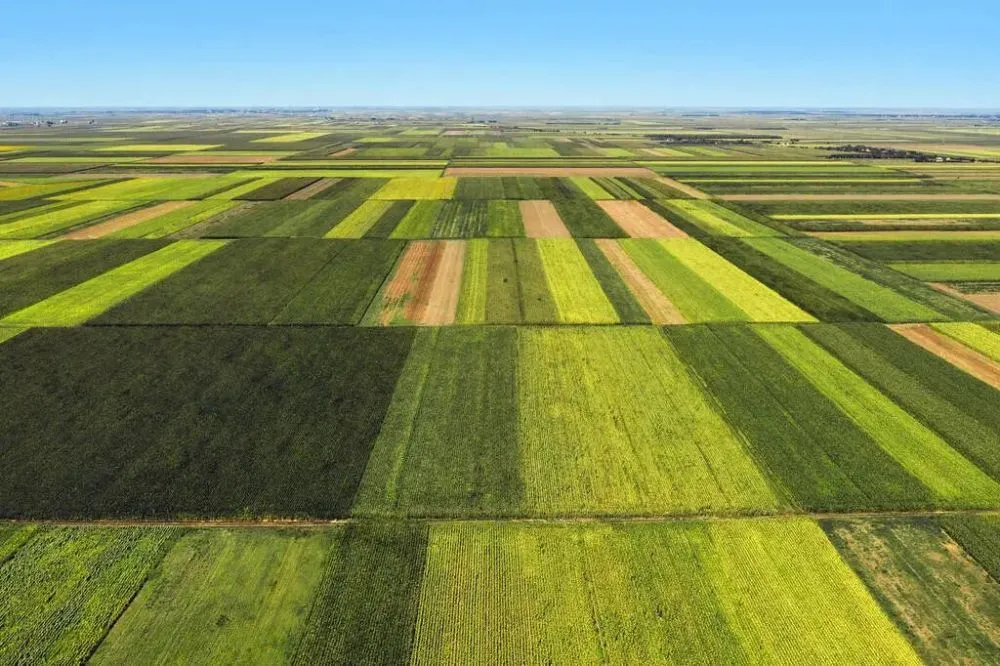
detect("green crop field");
top-left (3, 112), bottom-right (1000, 664)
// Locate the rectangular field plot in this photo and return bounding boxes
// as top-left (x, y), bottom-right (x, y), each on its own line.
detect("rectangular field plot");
top-left (516, 328), bottom-right (779, 515)
top-left (824, 519), bottom-right (1000, 664)
top-left (0, 526), bottom-right (177, 665)
top-left (92, 528), bottom-right (334, 665)
top-left (0, 326), bottom-right (414, 518)
top-left (57, 176), bottom-right (251, 201)
top-left (0, 239), bottom-right (169, 317)
top-left (410, 519), bottom-right (919, 665)
top-left (94, 238), bottom-right (342, 324)
top-left (0, 199), bottom-right (143, 239)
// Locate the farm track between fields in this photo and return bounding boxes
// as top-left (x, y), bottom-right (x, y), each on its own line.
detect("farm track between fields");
top-left (7, 508), bottom-right (1000, 529)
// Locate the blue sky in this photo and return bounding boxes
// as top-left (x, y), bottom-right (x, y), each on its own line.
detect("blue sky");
top-left (2, 0), bottom-right (997, 108)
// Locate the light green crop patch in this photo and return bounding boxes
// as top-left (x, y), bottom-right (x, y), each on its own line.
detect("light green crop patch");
top-left (324, 200), bottom-right (394, 238)
top-left (536, 239), bottom-right (618, 324)
top-left (890, 261), bottom-right (1000, 281)
top-left (96, 144), bottom-right (222, 152)
top-left (569, 176), bottom-right (614, 200)
top-left (90, 529), bottom-right (333, 665)
top-left (517, 327), bottom-right (779, 515)
top-left (1, 240), bottom-right (227, 326)
top-left (662, 199), bottom-right (780, 236)
top-left (758, 325), bottom-right (1000, 506)
top-left (744, 238), bottom-right (943, 321)
top-left (0, 200), bottom-right (139, 239)
top-left (931, 322), bottom-right (1000, 363)
top-left (0, 240), bottom-right (57, 262)
top-left (372, 177), bottom-right (457, 200)
top-left (664, 238), bottom-right (814, 322)
top-left (251, 131), bottom-right (330, 143)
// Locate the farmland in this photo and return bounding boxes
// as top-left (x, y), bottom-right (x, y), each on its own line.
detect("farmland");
top-left (2, 111), bottom-right (1000, 663)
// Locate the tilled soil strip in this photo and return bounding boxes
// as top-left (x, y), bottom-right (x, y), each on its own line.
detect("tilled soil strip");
top-left (520, 200), bottom-right (571, 238)
top-left (377, 241), bottom-right (435, 325)
top-left (404, 242), bottom-right (445, 323)
top-left (721, 193), bottom-right (1000, 201)
top-left (597, 200), bottom-right (688, 238)
top-left (61, 201), bottom-right (194, 239)
top-left (330, 147), bottom-right (357, 158)
top-left (891, 323), bottom-right (1000, 390)
top-left (930, 283), bottom-right (1000, 315)
top-left (284, 178), bottom-right (339, 200)
top-left (420, 240), bottom-right (466, 325)
top-left (444, 167), bottom-right (658, 177)
top-left (655, 175), bottom-right (709, 199)
top-left (595, 239), bottom-right (686, 324)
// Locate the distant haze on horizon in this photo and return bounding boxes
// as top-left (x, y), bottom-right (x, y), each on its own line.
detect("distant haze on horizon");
top-left (3, 0), bottom-right (998, 108)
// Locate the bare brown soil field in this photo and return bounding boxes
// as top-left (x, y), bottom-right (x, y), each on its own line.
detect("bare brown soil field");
top-left (375, 241), bottom-right (442, 325)
top-left (420, 240), bottom-right (466, 324)
top-left (721, 193), bottom-right (1000, 201)
top-left (520, 200), bottom-right (571, 238)
top-left (145, 154), bottom-right (279, 164)
top-left (931, 283), bottom-right (1000, 314)
top-left (61, 201), bottom-right (193, 239)
top-left (444, 166), bottom-right (657, 177)
top-left (597, 200), bottom-right (688, 238)
top-left (891, 323), bottom-right (1000, 390)
top-left (329, 147), bottom-right (357, 158)
top-left (284, 178), bottom-right (339, 200)
top-left (595, 239), bottom-right (686, 324)
top-left (655, 175), bottom-right (709, 199)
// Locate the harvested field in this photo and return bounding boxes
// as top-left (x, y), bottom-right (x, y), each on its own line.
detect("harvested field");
top-left (445, 166), bottom-right (657, 177)
top-left (655, 175), bottom-right (708, 198)
top-left (891, 323), bottom-right (1000, 390)
top-left (519, 200), bottom-right (570, 237)
top-left (60, 201), bottom-right (194, 239)
top-left (594, 238), bottom-right (685, 323)
top-left (596, 200), bottom-right (688, 237)
top-left (364, 241), bottom-right (465, 325)
top-left (931, 282), bottom-right (1000, 313)
top-left (284, 177), bottom-right (339, 199)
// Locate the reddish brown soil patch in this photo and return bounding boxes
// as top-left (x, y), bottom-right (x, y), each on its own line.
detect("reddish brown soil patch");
top-left (655, 175), bottom-right (708, 199)
top-left (445, 167), bottom-right (657, 177)
top-left (284, 178), bottom-right (339, 200)
top-left (931, 283), bottom-right (1000, 314)
top-left (329, 147), bottom-right (357, 158)
top-left (146, 154), bottom-right (279, 164)
top-left (520, 201), bottom-right (570, 238)
top-left (595, 239), bottom-right (685, 324)
top-left (721, 193), bottom-right (1000, 201)
top-left (891, 324), bottom-right (1000, 389)
top-left (420, 240), bottom-right (466, 325)
top-left (377, 241), bottom-right (444, 325)
top-left (61, 201), bottom-right (193, 239)
top-left (597, 200), bottom-right (688, 238)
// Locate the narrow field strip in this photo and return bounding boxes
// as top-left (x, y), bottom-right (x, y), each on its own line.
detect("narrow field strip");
top-left (812, 230), bottom-right (1000, 241)
top-left (0, 240), bottom-right (227, 326)
top-left (931, 322), bottom-right (1000, 363)
top-left (727, 193), bottom-right (1000, 201)
top-left (891, 261), bottom-right (1000, 281)
top-left (744, 238), bottom-right (944, 321)
top-left (284, 177), bottom-right (339, 199)
top-left (664, 238), bottom-right (814, 322)
top-left (60, 201), bottom-right (194, 239)
top-left (758, 325), bottom-right (1000, 507)
top-left (931, 283), bottom-right (1000, 314)
top-left (892, 324), bottom-right (1000, 390)
top-left (0, 327), bottom-right (26, 345)
top-left (0, 239), bottom-right (56, 262)
top-left (597, 200), bottom-right (688, 237)
top-left (536, 239), bottom-right (618, 323)
top-left (0, 200), bottom-right (140, 239)
top-left (106, 200), bottom-right (237, 238)
top-left (654, 175), bottom-right (708, 198)
top-left (519, 200), bottom-right (570, 238)
top-left (455, 239), bottom-right (488, 323)
top-left (594, 239), bottom-right (685, 323)
top-left (661, 199), bottom-right (779, 236)
top-left (324, 199), bottom-right (394, 238)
